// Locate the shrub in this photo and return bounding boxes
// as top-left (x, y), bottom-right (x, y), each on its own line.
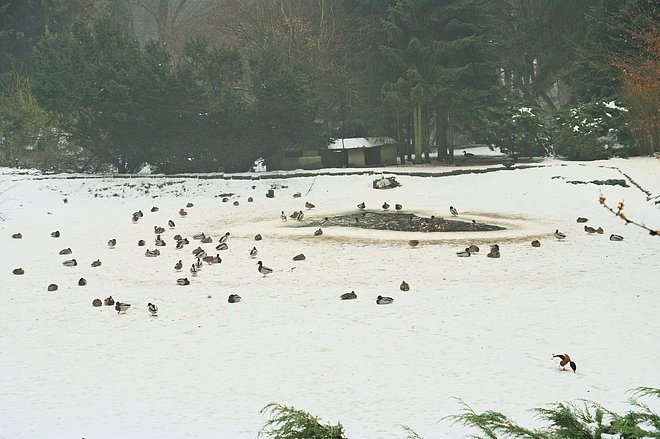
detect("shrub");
top-left (554, 129), bottom-right (612, 161)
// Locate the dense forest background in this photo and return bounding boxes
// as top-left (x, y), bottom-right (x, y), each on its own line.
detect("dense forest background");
top-left (0, 0), bottom-right (657, 173)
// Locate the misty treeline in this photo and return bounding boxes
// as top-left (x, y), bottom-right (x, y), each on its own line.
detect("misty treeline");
top-left (0, 0), bottom-right (657, 173)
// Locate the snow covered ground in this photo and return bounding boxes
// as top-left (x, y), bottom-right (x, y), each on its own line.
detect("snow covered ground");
top-left (1, 157), bottom-right (658, 438)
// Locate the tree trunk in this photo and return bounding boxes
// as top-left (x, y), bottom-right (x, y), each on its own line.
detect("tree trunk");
top-left (447, 113), bottom-right (455, 165)
top-left (436, 111), bottom-right (448, 161)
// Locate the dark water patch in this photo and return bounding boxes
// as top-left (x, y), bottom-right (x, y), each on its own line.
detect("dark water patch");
top-left (304, 211), bottom-right (504, 232)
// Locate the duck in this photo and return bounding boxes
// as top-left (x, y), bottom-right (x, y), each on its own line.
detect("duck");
top-left (201, 236), bottom-right (213, 244)
top-left (408, 239), bottom-right (419, 248)
top-left (531, 240), bottom-right (541, 247)
top-left (78, 278), bottom-right (87, 286)
top-left (376, 295), bottom-right (394, 305)
top-left (155, 235), bottom-right (166, 246)
top-left (554, 229), bottom-right (566, 240)
top-left (449, 206), bottom-right (459, 216)
top-left (193, 232), bottom-right (206, 240)
top-left (173, 234), bottom-right (183, 241)
top-left (51, 230), bottom-right (60, 238)
top-left (247, 197), bottom-right (254, 202)
top-left (179, 208), bottom-right (188, 217)
top-left (254, 234), bottom-right (263, 241)
top-left (456, 248), bottom-right (471, 257)
top-left (151, 206), bottom-right (159, 212)
top-left (47, 283), bottom-right (58, 291)
top-left (250, 247), bottom-right (258, 258)
top-left (400, 281), bottom-right (410, 291)
top-left (357, 202), bottom-right (366, 210)
top-left (382, 202), bottom-right (390, 210)
top-left (132, 214), bottom-right (141, 223)
top-left (175, 239), bottom-right (186, 249)
top-left (487, 245), bottom-right (500, 258)
top-left (296, 210), bottom-right (304, 221)
top-left (168, 219), bottom-right (176, 228)
top-left (202, 255), bottom-right (215, 264)
top-left (59, 248), bottom-right (72, 255)
top-left (289, 211), bottom-right (300, 220)
top-left (293, 253), bottom-right (306, 261)
top-left (395, 203), bottom-right (403, 211)
top-left (192, 246), bottom-right (205, 256)
top-left (133, 210), bottom-right (144, 218)
top-left (280, 211), bottom-right (287, 221)
top-left (596, 226), bottom-right (604, 234)
top-left (148, 303), bottom-right (158, 316)
top-left (463, 150), bottom-right (475, 158)
top-left (305, 201), bottom-right (315, 209)
top-left (584, 225), bottom-right (597, 234)
top-left (11, 233), bottom-right (22, 239)
top-left (177, 278), bottom-right (190, 286)
top-left (257, 261), bottom-right (273, 276)
top-left (91, 259), bottom-right (102, 267)
top-left (552, 353), bottom-right (577, 373)
top-left (195, 257), bottom-right (203, 269)
top-left (62, 259), bottom-right (77, 267)
top-left (218, 232), bottom-right (230, 244)
top-left (115, 302), bottom-right (131, 314)
top-left (233, 200), bottom-right (239, 206)
top-left (228, 294), bottom-right (242, 303)
top-left (609, 234), bottom-right (624, 241)
top-left (212, 254), bottom-right (222, 264)
top-left (13, 268), bottom-right (25, 275)
top-left (340, 291), bottom-right (357, 300)
top-left (314, 228), bottom-right (323, 236)
top-left (216, 242), bottom-right (228, 251)
top-left (92, 299), bottom-right (102, 307)
top-left (576, 217), bottom-right (588, 223)
top-left (186, 202), bottom-right (193, 208)
top-left (174, 260), bottom-right (183, 271)
top-left (154, 226), bottom-right (165, 234)
top-left (104, 296), bottom-right (115, 306)
top-left (107, 238), bottom-right (116, 248)
top-left (138, 239), bottom-right (146, 246)
top-left (293, 192), bottom-right (302, 198)
top-left (145, 249), bottom-right (160, 257)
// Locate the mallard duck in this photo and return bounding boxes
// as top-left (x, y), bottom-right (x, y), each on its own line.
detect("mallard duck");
top-left (78, 277), bottom-right (87, 286)
top-left (468, 244), bottom-right (479, 253)
top-left (11, 233), bottom-right (22, 239)
top-left (186, 202), bottom-right (193, 208)
top-left (554, 229), bottom-right (566, 240)
top-left (168, 219), bottom-right (175, 228)
top-left (376, 295), bottom-right (393, 305)
top-left (463, 150), bottom-right (475, 158)
top-left (531, 240), bottom-right (541, 247)
top-left (357, 202), bottom-right (366, 210)
top-left (382, 202), bottom-right (390, 210)
top-left (218, 232), bottom-right (230, 244)
top-left (92, 299), bottom-right (102, 307)
top-left (179, 208), bottom-right (188, 217)
top-left (154, 226), bottom-right (165, 234)
top-left (91, 259), bottom-right (101, 267)
top-left (408, 239), bottom-right (419, 248)
top-left (314, 228), bottom-right (323, 236)
top-left (257, 261), bottom-right (273, 276)
top-left (254, 234), bottom-right (263, 241)
top-left (293, 192), bottom-right (302, 198)
top-left (233, 200), bottom-right (239, 206)
top-left (400, 281), bottom-right (410, 291)
top-left (552, 354), bottom-right (577, 373)
top-left (148, 303), bottom-right (158, 316)
top-left (133, 210), bottom-right (144, 218)
top-left (228, 294), bottom-right (242, 303)
top-left (150, 206), bottom-right (159, 212)
top-left (576, 217), bottom-right (588, 223)
top-left (12, 268), bottom-right (24, 275)
top-left (193, 232), bottom-right (206, 240)
top-left (177, 278), bottom-right (190, 286)
top-left (395, 203), bottom-right (403, 211)
top-left (174, 260), bottom-right (183, 271)
top-left (584, 225), bottom-right (597, 234)
top-left (138, 239), bottom-right (146, 246)
top-left (280, 211), bottom-right (287, 221)
top-left (293, 253), bottom-right (306, 261)
top-left (104, 296), bottom-right (115, 306)
top-left (596, 226), bottom-right (604, 234)
top-left (108, 238), bottom-right (116, 248)
top-left (305, 201), bottom-right (315, 209)
top-left (456, 248), bottom-right (471, 257)
top-left (216, 242), bottom-right (228, 251)
top-left (59, 248), bottom-right (72, 255)
top-left (115, 302), bottom-right (131, 314)
top-left (47, 284), bottom-right (58, 292)
top-left (340, 291), bottom-right (357, 300)
top-left (250, 247), bottom-right (258, 258)
top-left (289, 211), bottom-right (300, 220)
top-left (51, 230), bottom-right (60, 238)
top-left (449, 206), bottom-right (459, 216)
top-left (248, 197), bottom-right (254, 202)
top-left (201, 236), bottom-right (213, 244)
top-left (145, 249), bottom-right (160, 257)
top-left (609, 234), bottom-right (624, 241)
top-left (296, 210), bottom-right (304, 221)
top-left (62, 259), bottom-right (77, 267)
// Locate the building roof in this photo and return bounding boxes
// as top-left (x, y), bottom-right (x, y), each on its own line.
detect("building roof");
top-left (327, 137), bottom-right (395, 150)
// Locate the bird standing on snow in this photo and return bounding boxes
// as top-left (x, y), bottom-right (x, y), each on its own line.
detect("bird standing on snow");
top-left (395, 203), bottom-right (403, 211)
top-left (257, 261), bottom-right (273, 277)
top-left (400, 281), bottom-right (410, 291)
top-left (382, 202), bottom-right (390, 210)
top-left (218, 232), bottom-right (230, 244)
top-left (449, 206), bottom-right (459, 216)
top-left (174, 260), bottom-right (183, 271)
top-left (250, 247), bottom-right (258, 258)
top-left (115, 302), bottom-right (131, 314)
top-left (280, 211), bottom-right (287, 222)
top-left (553, 354), bottom-right (577, 373)
top-left (357, 202), bottom-right (366, 210)
top-left (554, 229), bottom-right (566, 240)
top-left (148, 303), bottom-right (158, 316)
top-left (314, 228), bottom-right (323, 236)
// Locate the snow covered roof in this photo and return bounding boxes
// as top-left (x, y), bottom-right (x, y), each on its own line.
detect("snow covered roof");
top-left (327, 137), bottom-right (395, 150)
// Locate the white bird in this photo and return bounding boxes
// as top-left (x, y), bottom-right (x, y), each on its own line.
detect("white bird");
top-left (148, 302), bottom-right (158, 316)
top-left (257, 261), bottom-right (273, 276)
top-left (250, 246), bottom-right (258, 258)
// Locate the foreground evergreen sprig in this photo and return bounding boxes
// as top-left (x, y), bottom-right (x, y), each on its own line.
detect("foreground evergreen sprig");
top-left (259, 403), bottom-right (346, 439)
top-left (444, 387), bottom-right (660, 439)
